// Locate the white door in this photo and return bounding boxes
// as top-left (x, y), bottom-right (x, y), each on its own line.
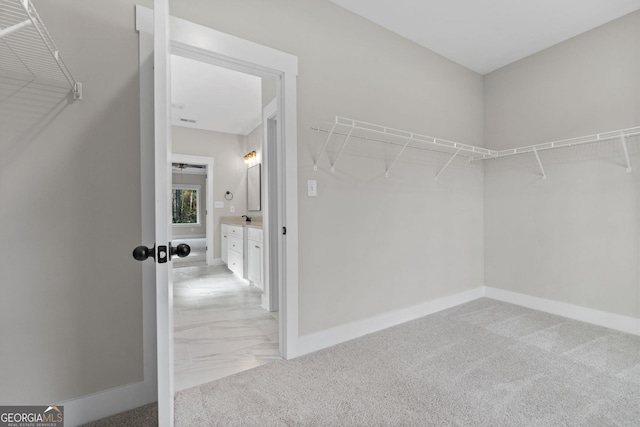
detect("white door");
top-left (135, 5), bottom-right (299, 424)
top-left (153, 0), bottom-right (174, 424)
top-left (133, 1), bottom-right (176, 423)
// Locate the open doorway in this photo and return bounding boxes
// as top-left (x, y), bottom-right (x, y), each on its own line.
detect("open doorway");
top-left (169, 53), bottom-right (281, 391)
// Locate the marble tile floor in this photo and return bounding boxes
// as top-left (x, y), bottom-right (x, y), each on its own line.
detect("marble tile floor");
top-left (172, 238), bottom-right (206, 267)
top-left (173, 263), bottom-right (281, 392)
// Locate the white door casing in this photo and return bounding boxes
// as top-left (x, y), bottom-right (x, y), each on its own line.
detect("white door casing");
top-left (136, 4), bottom-right (299, 426)
top-left (152, 0), bottom-right (174, 425)
top-left (262, 98), bottom-right (278, 313)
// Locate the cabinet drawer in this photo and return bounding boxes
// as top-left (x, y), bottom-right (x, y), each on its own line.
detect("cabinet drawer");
top-left (247, 227), bottom-right (263, 242)
top-left (228, 250), bottom-right (243, 276)
top-left (228, 225), bottom-right (244, 237)
top-left (228, 235), bottom-right (243, 254)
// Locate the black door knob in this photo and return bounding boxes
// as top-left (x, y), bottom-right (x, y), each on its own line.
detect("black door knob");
top-left (133, 245), bottom-right (155, 261)
top-left (170, 243), bottom-right (191, 259)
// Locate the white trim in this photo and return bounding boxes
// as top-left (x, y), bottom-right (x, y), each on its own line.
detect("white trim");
top-left (292, 285), bottom-right (640, 359)
top-left (485, 287), bottom-right (640, 336)
top-left (57, 379), bottom-right (155, 427)
top-left (261, 99), bottom-right (277, 313)
top-left (151, 1), bottom-right (174, 424)
top-left (292, 287), bottom-right (485, 358)
top-left (141, 5), bottom-right (300, 360)
top-left (171, 153), bottom-right (215, 265)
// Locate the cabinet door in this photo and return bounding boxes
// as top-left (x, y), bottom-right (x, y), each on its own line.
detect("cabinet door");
top-left (248, 240), bottom-right (263, 290)
top-left (221, 224), bottom-right (228, 264)
top-left (228, 250), bottom-right (243, 276)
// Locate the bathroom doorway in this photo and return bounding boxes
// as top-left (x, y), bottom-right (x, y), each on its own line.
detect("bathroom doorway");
top-left (169, 53), bottom-right (281, 391)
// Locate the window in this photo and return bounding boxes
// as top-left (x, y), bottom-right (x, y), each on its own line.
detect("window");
top-left (172, 185), bottom-right (200, 225)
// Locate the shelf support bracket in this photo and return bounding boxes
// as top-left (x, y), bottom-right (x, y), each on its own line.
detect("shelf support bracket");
top-left (73, 82), bottom-right (83, 100)
top-left (0, 19), bottom-right (32, 40)
top-left (385, 139), bottom-right (411, 177)
top-left (435, 148), bottom-right (462, 181)
top-left (533, 146), bottom-right (547, 180)
top-left (313, 122), bottom-right (337, 171)
top-left (330, 127), bottom-right (354, 173)
top-left (620, 135), bottom-right (632, 173)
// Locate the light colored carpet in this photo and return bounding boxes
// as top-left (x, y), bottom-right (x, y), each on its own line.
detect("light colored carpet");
top-left (85, 298), bottom-right (640, 426)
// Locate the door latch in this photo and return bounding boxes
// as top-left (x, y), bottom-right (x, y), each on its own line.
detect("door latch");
top-left (132, 243), bottom-right (190, 263)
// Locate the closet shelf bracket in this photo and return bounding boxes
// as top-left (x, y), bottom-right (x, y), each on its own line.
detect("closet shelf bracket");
top-left (620, 135), bottom-right (632, 173)
top-left (0, 18), bottom-right (31, 38)
top-left (330, 127), bottom-right (354, 173)
top-left (313, 122), bottom-right (336, 171)
top-left (435, 148), bottom-right (462, 181)
top-left (385, 139), bottom-right (411, 177)
top-left (532, 147), bottom-right (547, 180)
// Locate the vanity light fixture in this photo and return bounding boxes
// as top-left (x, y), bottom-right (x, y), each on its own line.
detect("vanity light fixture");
top-left (243, 150), bottom-right (257, 166)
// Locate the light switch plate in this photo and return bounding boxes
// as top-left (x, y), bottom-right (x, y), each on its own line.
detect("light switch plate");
top-left (230, 205), bottom-right (235, 213)
top-left (307, 180), bottom-right (317, 197)
top-left (215, 201), bottom-right (224, 208)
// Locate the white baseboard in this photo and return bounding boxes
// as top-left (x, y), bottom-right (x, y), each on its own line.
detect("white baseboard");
top-left (59, 378), bottom-right (156, 427)
top-left (292, 287), bottom-right (485, 358)
top-left (484, 286), bottom-right (640, 336)
top-left (208, 257), bottom-right (225, 266)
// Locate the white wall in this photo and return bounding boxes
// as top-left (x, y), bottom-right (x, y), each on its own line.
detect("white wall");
top-left (171, 172), bottom-right (206, 238)
top-left (169, 0), bottom-right (485, 335)
top-left (172, 126), bottom-right (248, 258)
top-left (0, 0), bottom-right (151, 404)
top-left (484, 11), bottom-right (640, 319)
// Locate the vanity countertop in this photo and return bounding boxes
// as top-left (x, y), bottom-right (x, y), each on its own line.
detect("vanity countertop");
top-left (221, 216), bottom-right (263, 229)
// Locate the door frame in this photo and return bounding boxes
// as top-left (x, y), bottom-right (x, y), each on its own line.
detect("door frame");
top-left (136, 4), bottom-right (299, 423)
top-left (171, 153), bottom-right (215, 266)
top-left (262, 98), bottom-right (278, 313)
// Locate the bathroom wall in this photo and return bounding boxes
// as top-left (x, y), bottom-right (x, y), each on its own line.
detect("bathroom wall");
top-left (484, 11), bottom-right (640, 318)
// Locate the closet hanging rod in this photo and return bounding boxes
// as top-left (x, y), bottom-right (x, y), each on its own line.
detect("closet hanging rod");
top-left (492, 126), bottom-right (640, 158)
top-left (0, 0), bottom-right (82, 99)
top-left (335, 116), bottom-right (497, 157)
top-left (310, 126), bottom-right (479, 159)
top-left (315, 116), bottom-right (640, 161)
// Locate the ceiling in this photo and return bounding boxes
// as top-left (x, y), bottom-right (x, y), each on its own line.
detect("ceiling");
top-left (171, 55), bottom-right (262, 135)
top-left (330, 0), bottom-right (640, 74)
top-left (170, 2), bottom-right (640, 131)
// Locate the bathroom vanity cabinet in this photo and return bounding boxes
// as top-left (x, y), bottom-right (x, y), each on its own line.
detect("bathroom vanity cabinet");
top-left (221, 223), bottom-right (228, 264)
top-left (221, 221), bottom-right (263, 290)
top-left (247, 227), bottom-right (263, 290)
top-left (226, 225), bottom-right (244, 277)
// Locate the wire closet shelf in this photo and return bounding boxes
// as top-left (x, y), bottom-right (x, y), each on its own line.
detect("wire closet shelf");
top-left (312, 116), bottom-right (640, 180)
top-left (0, 0), bottom-right (81, 99)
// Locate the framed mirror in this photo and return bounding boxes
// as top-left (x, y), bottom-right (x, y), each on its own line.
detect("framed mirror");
top-left (247, 163), bottom-right (261, 211)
